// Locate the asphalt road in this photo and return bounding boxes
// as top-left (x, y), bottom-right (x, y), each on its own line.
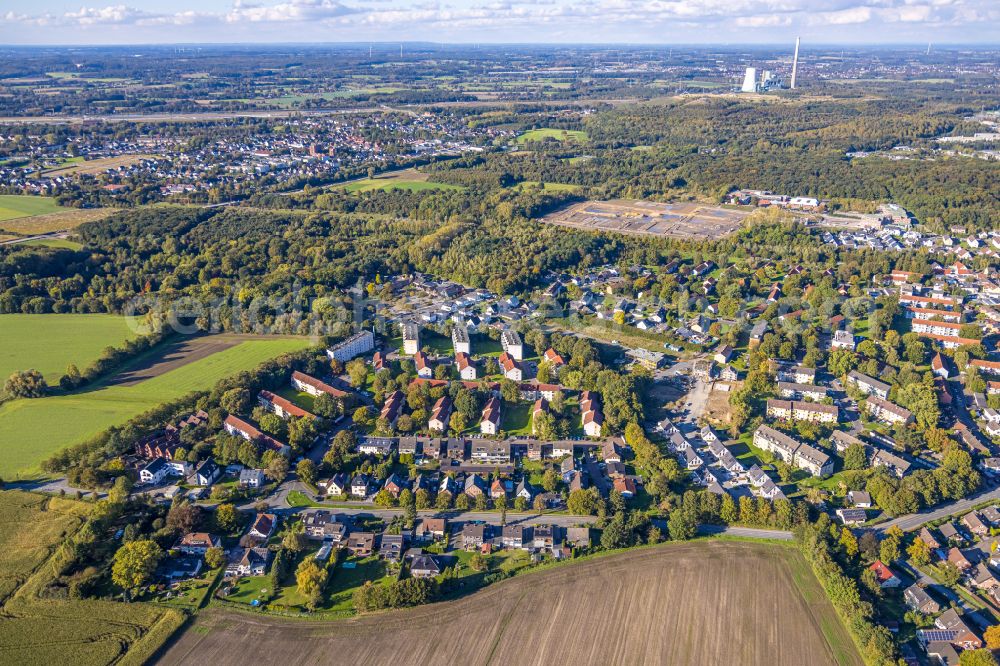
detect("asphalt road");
top-left (876, 482), bottom-right (1000, 532)
top-left (272, 505), bottom-right (601, 527)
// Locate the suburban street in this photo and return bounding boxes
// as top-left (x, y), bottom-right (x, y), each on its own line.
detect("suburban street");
top-left (876, 482), bottom-right (1000, 532)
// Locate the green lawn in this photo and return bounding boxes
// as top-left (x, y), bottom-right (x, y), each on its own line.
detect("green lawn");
top-left (224, 575), bottom-right (272, 605)
top-left (276, 386), bottom-right (317, 412)
top-left (324, 557), bottom-right (389, 613)
top-left (286, 490), bottom-right (313, 507)
top-left (0, 195), bottom-right (64, 221)
top-left (417, 329), bottom-right (455, 355)
top-left (0, 337), bottom-right (311, 479)
top-left (470, 333), bottom-right (503, 357)
top-left (516, 128), bottom-right (588, 144)
top-left (500, 402), bottom-right (532, 435)
top-left (0, 314), bottom-right (141, 382)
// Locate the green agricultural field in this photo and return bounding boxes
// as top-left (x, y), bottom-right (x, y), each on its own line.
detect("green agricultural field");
top-left (516, 128), bottom-right (588, 144)
top-left (18, 238), bottom-right (84, 250)
top-left (0, 337), bottom-right (311, 479)
top-left (0, 314), bottom-right (141, 383)
top-left (0, 195), bottom-right (64, 221)
top-left (342, 178), bottom-right (463, 194)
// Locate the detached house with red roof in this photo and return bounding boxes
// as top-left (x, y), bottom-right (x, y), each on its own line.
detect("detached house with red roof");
top-left (931, 353), bottom-right (950, 379)
top-left (543, 348), bottom-right (565, 368)
top-left (380, 390), bottom-right (405, 427)
top-left (868, 560), bottom-right (902, 588)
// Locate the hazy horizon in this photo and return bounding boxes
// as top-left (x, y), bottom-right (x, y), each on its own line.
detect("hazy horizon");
top-left (2, 0), bottom-right (999, 46)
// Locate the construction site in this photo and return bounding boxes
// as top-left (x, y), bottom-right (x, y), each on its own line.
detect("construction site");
top-left (540, 199), bottom-right (751, 239)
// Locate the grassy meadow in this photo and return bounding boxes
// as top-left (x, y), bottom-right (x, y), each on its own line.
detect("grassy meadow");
top-left (516, 128), bottom-right (588, 144)
top-left (341, 176), bottom-right (464, 194)
top-left (0, 337), bottom-right (311, 479)
top-left (0, 490), bottom-right (185, 665)
top-left (18, 238), bottom-right (84, 250)
top-left (0, 207), bottom-right (110, 235)
top-left (0, 195), bottom-right (64, 221)
top-left (0, 314), bottom-right (140, 382)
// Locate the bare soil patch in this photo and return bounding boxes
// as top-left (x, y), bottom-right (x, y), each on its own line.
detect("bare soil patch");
top-left (108, 334), bottom-right (264, 387)
top-left (706, 380), bottom-right (739, 426)
top-left (157, 541), bottom-right (861, 666)
top-left (541, 199), bottom-right (750, 240)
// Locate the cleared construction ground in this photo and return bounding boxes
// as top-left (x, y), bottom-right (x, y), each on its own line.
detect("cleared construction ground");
top-left (541, 199), bottom-right (750, 239)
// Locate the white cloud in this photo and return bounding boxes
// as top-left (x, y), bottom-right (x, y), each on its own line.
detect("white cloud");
top-left (812, 6), bottom-right (873, 25)
top-left (1, 0), bottom-right (998, 41)
top-left (225, 0), bottom-right (357, 22)
top-left (733, 14), bottom-right (794, 28)
top-left (65, 5), bottom-right (140, 25)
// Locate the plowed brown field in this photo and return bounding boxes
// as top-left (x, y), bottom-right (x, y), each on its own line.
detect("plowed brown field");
top-left (157, 540), bottom-right (862, 666)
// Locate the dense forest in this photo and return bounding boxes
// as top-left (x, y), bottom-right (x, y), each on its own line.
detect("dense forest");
top-left (3, 88), bottom-right (1000, 317)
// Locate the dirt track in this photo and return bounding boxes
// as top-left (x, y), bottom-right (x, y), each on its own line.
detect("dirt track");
top-left (156, 541), bottom-right (862, 666)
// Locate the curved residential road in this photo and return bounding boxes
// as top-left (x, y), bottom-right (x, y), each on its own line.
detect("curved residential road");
top-left (875, 482), bottom-right (1000, 533)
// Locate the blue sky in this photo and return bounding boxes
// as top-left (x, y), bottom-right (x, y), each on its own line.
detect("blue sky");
top-left (2, 0), bottom-right (998, 45)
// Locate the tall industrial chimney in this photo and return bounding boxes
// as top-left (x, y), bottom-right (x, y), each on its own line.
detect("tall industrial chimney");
top-left (791, 37), bottom-right (800, 89)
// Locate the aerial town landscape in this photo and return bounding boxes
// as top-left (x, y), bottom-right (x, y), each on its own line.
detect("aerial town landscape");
top-left (2, 3), bottom-right (1000, 666)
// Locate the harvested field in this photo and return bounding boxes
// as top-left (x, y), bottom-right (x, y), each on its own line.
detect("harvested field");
top-left (159, 541), bottom-right (862, 666)
top-left (41, 155), bottom-right (156, 177)
top-left (338, 168), bottom-right (464, 194)
top-left (0, 207), bottom-right (111, 235)
top-left (107, 334), bottom-right (264, 387)
top-left (541, 199), bottom-right (750, 239)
